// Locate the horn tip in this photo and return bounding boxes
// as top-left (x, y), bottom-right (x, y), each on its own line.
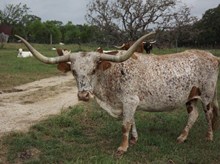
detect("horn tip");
top-left (14, 34), bottom-right (22, 40)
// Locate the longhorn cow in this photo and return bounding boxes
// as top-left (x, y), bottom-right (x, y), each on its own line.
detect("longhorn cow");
top-left (17, 48), bottom-right (33, 58)
top-left (15, 33), bottom-right (220, 156)
top-left (143, 40), bottom-right (156, 54)
top-left (115, 41), bottom-right (144, 53)
top-left (115, 40), bottom-right (156, 54)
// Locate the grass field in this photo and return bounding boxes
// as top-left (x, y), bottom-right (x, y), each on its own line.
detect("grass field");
top-left (1, 101), bottom-right (220, 163)
top-left (1, 44), bottom-right (220, 163)
top-left (0, 43), bottom-right (97, 90)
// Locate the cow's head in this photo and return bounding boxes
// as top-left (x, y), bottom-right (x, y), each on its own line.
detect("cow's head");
top-left (143, 40), bottom-right (156, 54)
top-left (18, 48), bottom-right (23, 53)
top-left (15, 32), bottom-right (155, 101)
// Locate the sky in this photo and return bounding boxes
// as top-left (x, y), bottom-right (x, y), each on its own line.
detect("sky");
top-left (0, 0), bottom-right (220, 25)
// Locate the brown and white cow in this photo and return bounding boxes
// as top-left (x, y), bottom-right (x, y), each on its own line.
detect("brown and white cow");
top-left (15, 33), bottom-right (220, 156)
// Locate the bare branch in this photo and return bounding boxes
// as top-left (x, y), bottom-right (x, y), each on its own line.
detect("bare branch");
top-left (86, 0), bottom-right (196, 42)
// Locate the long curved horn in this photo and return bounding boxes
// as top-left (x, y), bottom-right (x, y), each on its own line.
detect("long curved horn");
top-left (114, 43), bottom-right (125, 49)
top-left (150, 40), bottom-right (156, 44)
top-left (100, 32), bottom-right (155, 62)
top-left (14, 35), bottom-right (70, 64)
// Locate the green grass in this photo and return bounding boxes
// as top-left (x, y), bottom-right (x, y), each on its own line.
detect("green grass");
top-left (0, 43), bottom-right (100, 90)
top-left (0, 44), bottom-right (57, 90)
top-left (0, 100), bottom-right (220, 163)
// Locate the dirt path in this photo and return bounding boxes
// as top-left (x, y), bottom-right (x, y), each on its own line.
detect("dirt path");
top-left (0, 73), bottom-right (78, 137)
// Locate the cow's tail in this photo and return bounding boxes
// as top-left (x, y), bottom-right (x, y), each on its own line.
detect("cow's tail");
top-left (216, 55), bottom-right (220, 65)
top-left (212, 55), bottom-right (220, 130)
top-left (207, 53), bottom-right (220, 129)
top-left (212, 88), bottom-right (220, 130)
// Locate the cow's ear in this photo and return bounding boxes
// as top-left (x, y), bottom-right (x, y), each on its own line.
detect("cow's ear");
top-left (96, 47), bottom-right (103, 53)
top-left (57, 63), bottom-right (71, 73)
top-left (56, 48), bottom-right (63, 56)
top-left (97, 61), bottom-right (112, 71)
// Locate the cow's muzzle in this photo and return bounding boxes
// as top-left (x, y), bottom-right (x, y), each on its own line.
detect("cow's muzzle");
top-left (77, 91), bottom-right (90, 101)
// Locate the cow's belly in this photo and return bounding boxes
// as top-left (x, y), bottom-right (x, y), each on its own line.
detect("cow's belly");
top-left (137, 103), bottom-right (180, 112)
top-left (137, 91), bottom-right (189, 112)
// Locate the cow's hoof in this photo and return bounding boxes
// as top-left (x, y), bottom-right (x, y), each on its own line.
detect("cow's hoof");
top-left (129, 137), bottom-right (137, 146)
top-left (115, 146), bottom-right (127, 157)
top-left (115, 149), bottom-right (125, 157)
top-left (176, 137), bottom-right (186, 144)
top-left (177, 130), bottom-right (188, 143)
top-left (206, 132), bottom-right (213, 141)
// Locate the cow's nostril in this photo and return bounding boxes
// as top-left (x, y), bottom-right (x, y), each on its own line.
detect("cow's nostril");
top-left (77, 91), bottom-right (90, 101)
top-left (85, 92), bottom-right (89, 98)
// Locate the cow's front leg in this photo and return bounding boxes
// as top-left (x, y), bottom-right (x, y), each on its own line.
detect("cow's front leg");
top-left (116, 122), bottom-right (132, 156)
top-left (116, 95), bottom-right (139, 156)
top-left (116, 120), bottom-right (138, 156)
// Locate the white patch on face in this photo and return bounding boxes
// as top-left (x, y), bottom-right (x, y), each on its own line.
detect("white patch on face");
top-left (70, 52), bottom-right (99, 93)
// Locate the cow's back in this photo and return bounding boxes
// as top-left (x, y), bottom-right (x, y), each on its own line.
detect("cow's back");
top-left (95, 50), bottom-right (220, 113)
top-left (135, 50), bottom-right (220, 111)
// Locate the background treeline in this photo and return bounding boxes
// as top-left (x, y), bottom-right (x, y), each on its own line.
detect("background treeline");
top-left (0, 1), bottom-right (220, 48)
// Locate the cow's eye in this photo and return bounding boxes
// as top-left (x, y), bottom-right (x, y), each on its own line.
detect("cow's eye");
top-left (91, 69), bottom-right (96, 75)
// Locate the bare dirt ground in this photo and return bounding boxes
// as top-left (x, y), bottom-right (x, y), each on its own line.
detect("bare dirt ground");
top-left (0, 73), bottom-right (78, 137)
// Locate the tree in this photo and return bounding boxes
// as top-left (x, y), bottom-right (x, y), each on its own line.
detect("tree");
top-left (61, 22), bottom-right (99, 44)
top-left (62, 22), bottom-right (79, 44)
top-left (159, 5), bottom-right (198, 48)
top-left (15, 14), bottom-right (41, 39)
top-left (195, 4), bottom-right (220, 47)
top-left (86, 0), bottom-right (190, 43)
top-left (44, 21), bottom-right (62, 44)
top-left (27, 20), bottom-right (46, 43)
top-left (0, 3), bottom-right (30, 25)
top-left (0, 3), bottom-right (41, 40)
top-left (27, 20), bottom-right (62, 44)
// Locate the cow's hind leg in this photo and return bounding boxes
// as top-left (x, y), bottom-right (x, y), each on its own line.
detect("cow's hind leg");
top-left (130, 121), bottom-right (138, 145)
top-left (202, 89), bottom-right (219, 141)
top-left (177, 99), bottom-right (199, 143)
top-left (204, 103), bottom-right (214, 141)
top-left (210, 89), bottom-right (219, 131)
